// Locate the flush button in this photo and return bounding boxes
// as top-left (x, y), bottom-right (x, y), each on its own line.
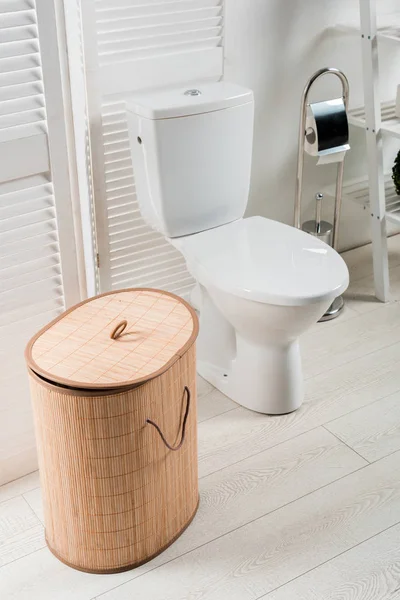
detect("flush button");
top-left (184, 89), bottom-right (202, 96)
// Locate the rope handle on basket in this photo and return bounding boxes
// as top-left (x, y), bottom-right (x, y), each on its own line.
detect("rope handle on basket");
top-left (110, 320), bottom-right (128, 340)
top-left (146, 386), bottom-right (191, 451)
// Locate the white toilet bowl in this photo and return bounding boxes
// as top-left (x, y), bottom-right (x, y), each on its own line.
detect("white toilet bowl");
top-left (173, 216), bottom-right (349, 414)
top-left (126, 81), bottom-right (349, 414)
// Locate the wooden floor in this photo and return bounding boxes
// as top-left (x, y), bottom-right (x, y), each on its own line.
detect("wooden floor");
top-left (2, 238), bottom-right (400, 600)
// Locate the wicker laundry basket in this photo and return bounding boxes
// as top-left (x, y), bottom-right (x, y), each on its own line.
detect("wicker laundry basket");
top-left (25, 288), bottom-right (199, 574)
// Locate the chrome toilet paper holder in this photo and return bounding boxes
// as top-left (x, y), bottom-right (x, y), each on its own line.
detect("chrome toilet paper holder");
top-left (294, 67), bottom-right (350, 321)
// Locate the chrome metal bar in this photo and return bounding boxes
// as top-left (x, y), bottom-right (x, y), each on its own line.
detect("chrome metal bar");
top-left (333, 161), bottom-right (345, 249)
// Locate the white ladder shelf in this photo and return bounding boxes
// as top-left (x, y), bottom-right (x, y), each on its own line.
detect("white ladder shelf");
top-left (328, 2), bottom-right (400, 301)
top-left (358, 0), bottom-right (390, 301)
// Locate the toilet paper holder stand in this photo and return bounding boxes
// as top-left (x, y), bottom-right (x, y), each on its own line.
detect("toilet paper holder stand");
top-left (294, 67), bottom-right (350, 321)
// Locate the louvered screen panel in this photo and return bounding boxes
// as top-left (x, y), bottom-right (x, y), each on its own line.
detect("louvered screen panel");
top-left (0, 1), bottom-right (47, 148)
top-left (95, 0), bottom-right (223, 94)
top-left (0, 0), bottom-right (80, 484)
top-left (0, 174), bottom-right (65, 473)
top-left (0, 175), bottom-right (64, 325)
top-left (0, 1), bottom-right (64, 341)
top-left (81, 0), bottom-right (223, 298)
top-left (97, 0), bottom-right (222, 63)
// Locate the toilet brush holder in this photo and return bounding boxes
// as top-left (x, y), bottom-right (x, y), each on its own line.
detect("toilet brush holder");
top-left (302, 193), bottom-right (333, 246)
top-left (302, 193), bottom-right (344, 322)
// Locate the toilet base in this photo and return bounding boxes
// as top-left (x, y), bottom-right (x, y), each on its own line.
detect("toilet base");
top-left (198, 338), bottom-right (304, 415)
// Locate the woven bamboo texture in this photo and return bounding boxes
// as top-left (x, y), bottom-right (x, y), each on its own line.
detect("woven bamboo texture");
top-left (27, 289), bottom-right (197, 389)
top-left (26, 289), bottom-right (199, 573)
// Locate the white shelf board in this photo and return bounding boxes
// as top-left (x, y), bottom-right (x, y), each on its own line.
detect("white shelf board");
top-left (332, 19), bottom-right (400, 43)
top-left (348, 101), bottom-right (400, 139)
top-left (378, 25), bottom-right (400, 43)
top-left (322, 174), bottom-right (400, 224)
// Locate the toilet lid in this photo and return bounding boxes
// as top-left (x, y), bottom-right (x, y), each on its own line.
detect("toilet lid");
top-left (178, 217), bottom-right (349, 306)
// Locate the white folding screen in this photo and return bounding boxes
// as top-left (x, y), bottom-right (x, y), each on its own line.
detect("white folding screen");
top-left (0, 0), bottom-right (81, 484)
top-left (79, 0), bottom-right (224, 297)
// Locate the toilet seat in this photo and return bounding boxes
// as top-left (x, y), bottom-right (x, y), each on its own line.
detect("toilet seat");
top-left (175, 216), bottom-right (349, 306)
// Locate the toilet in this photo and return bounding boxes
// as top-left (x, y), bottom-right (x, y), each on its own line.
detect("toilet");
top-left (126, 82), bottom-right (349, 414)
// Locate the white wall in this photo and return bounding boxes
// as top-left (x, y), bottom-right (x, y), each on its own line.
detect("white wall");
top-left (224, 0), bottom-right (400, 251)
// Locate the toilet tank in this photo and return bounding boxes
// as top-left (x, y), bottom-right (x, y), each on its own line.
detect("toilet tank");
top-left (126, 82), bottom-right (254, 238)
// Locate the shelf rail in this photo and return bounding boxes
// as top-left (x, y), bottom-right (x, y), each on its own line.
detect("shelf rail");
top-left (360, 0), bottom-right (390, 301)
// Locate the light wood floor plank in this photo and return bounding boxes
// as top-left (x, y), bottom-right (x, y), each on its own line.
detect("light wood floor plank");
top-left (0, 496), bottom-right (44, 567)
top-left (197, 388), bottom-right (237, 422)
top-left (0, 428), bottom-right (365, 599)
top-left (308, 303), bottom-right (359, 335)
top-left (344, 264), bottom-right (400, 314)
top-left (263, 522), bottom-right (400, 600)
top-left (198, 340), bottom-right (400, 477)
top-left (301, 302), bottom-right (400, 380)
top-left (129, 428), bottom-right (366, 570)
top-left (0, 471), bottom-right (40, 504)
top-left (197, 374), bottom-right (214, 398)
top-left (340, 234), bottom-right (400, 314)
top-left (325, 390), bottom-right (400, 462)
top-left (23, 488), bottom-right (44, 525)
top-left (341, 233), bottom-right (400, 283)
top-left (0, 547), bottom-right (135, 600)
top-left (95, 450), bottom-right (400, 600)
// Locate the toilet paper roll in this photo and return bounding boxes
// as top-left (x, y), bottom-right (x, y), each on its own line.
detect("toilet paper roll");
top-left (304, 97), bottom-right (350, 165)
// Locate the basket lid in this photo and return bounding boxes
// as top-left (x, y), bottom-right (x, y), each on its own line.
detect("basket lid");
top-left (25, 288), bottom-right (198, 390)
